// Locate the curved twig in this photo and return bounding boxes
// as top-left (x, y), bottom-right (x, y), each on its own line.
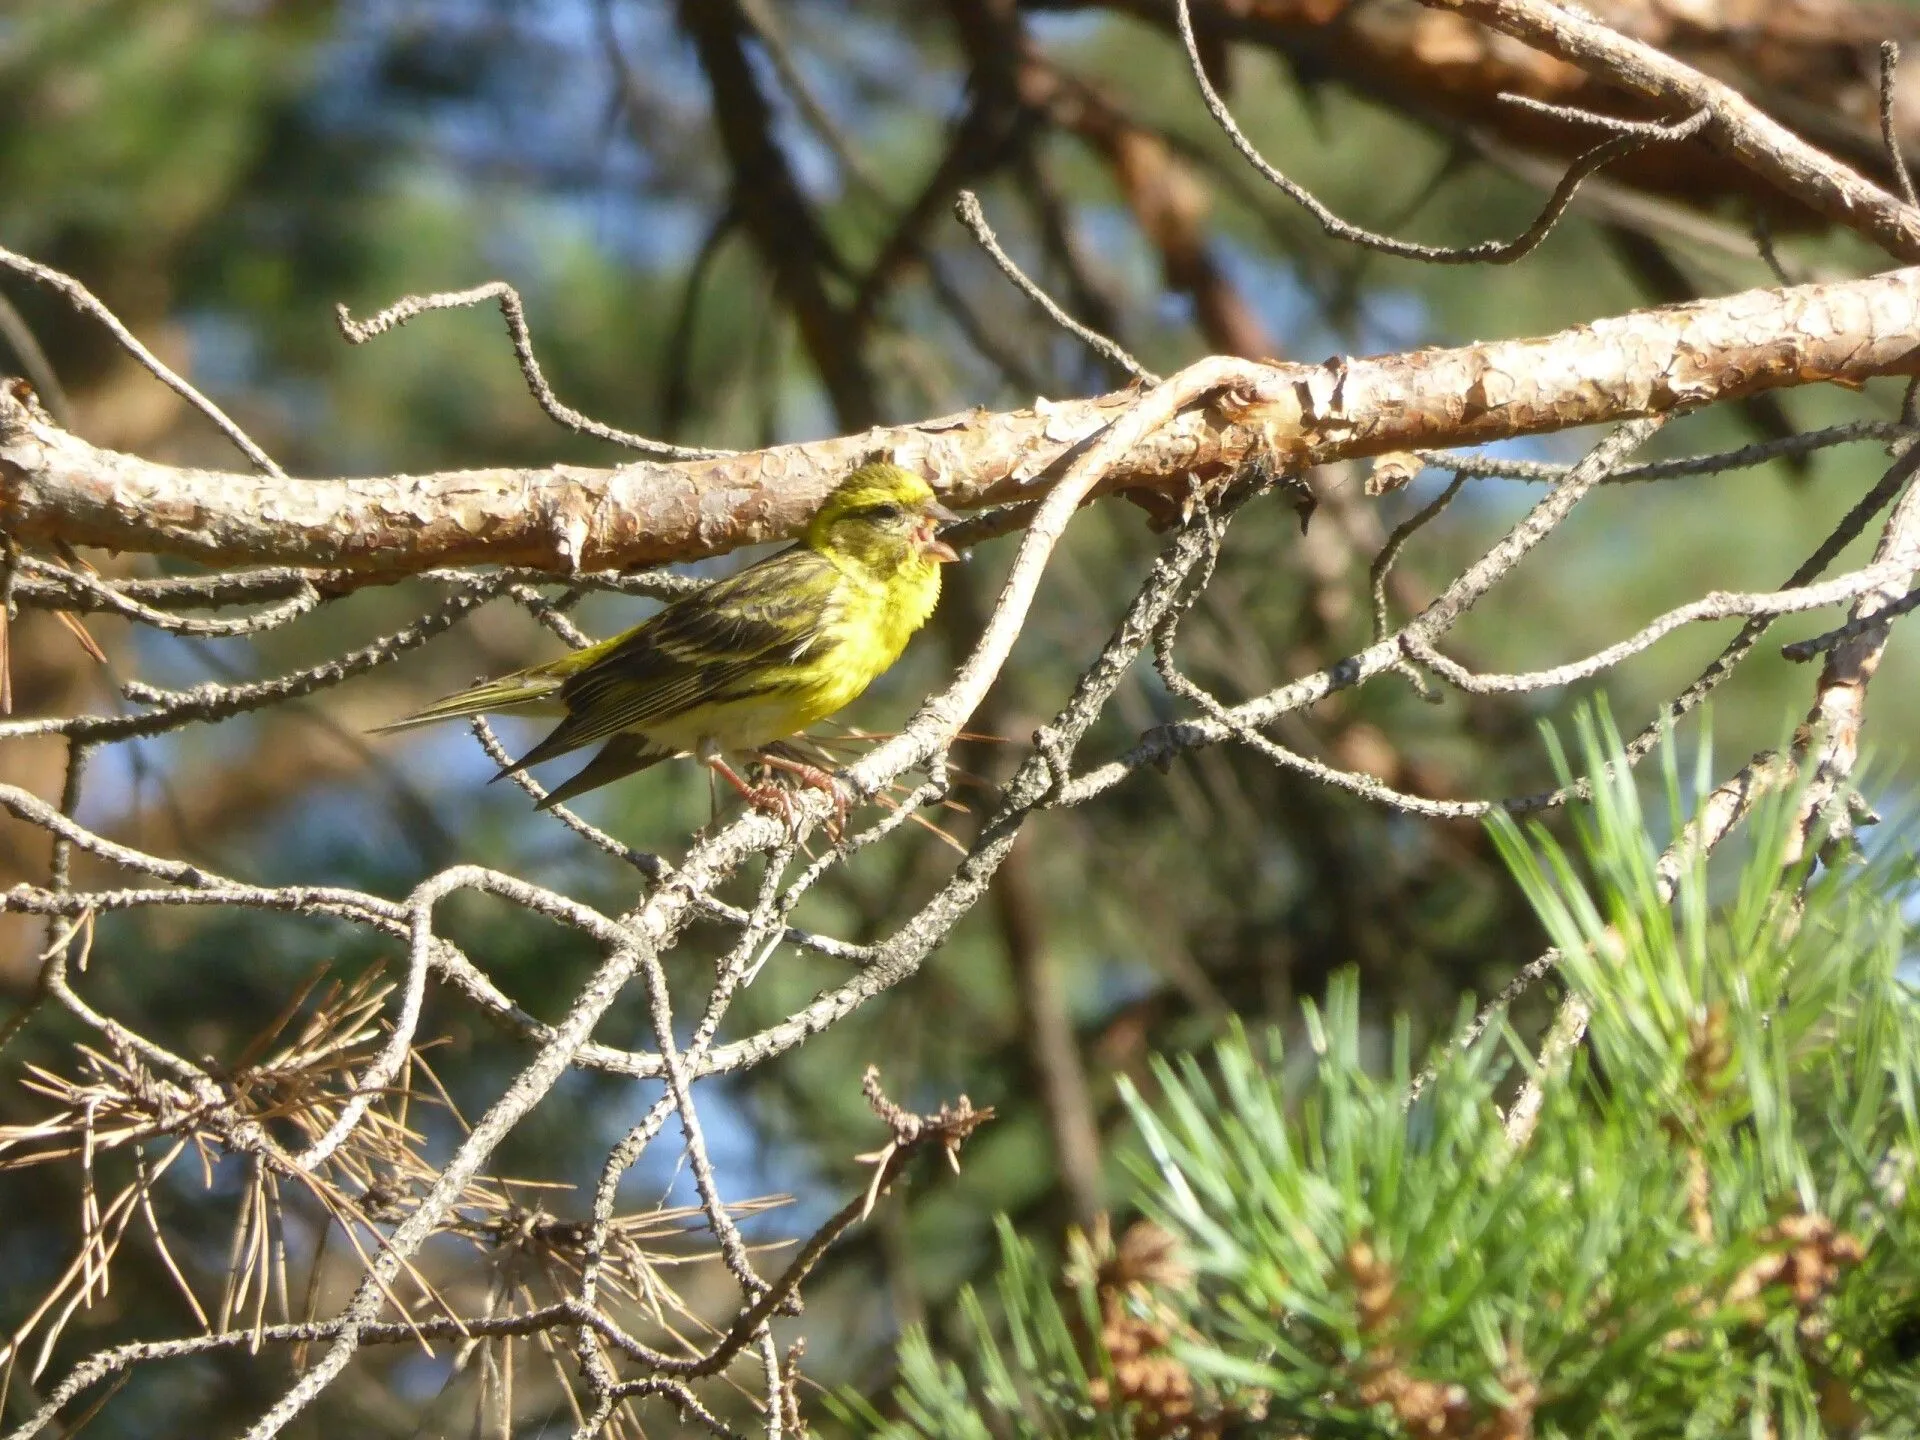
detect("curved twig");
top-left (337, 284), bottom-right (732, 461)
top-left (954, 191), bottom-right (1159, 384)
top-left (1175, 0), bottom-right (1709, 266)
top-left (0, 245), bottom-right (282, 475)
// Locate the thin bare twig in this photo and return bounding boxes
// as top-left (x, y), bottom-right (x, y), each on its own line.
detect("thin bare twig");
top-left (0, 245), bottom-right (282, 475)
top-left (1782, 585), bottom-right (1920, 660)
top-left (1406, 561), bottom-right (1918, 695)
top-left (0, 294), bottom-right (70, 426)
top-left (1369, 469), bottom-right (1469, 700)
top-left (8, 554), bottom-right (322, 638)
top-left (1749, 207), bottom-right (1795, 286)
top-left (953, 191), bottom-right (1159, 385)
top-left (1058, 418), bottom-right (1665, 808)
top-left (337, 284), bottom-right (732, 462)
top-left (1879, 42), bottom-right (1917, 209)
top-left (1175, 0), bottom-right (1709, 267)
top-left (1423, 420), bottom-right (1913, 485)
top-left (0, 577), bottom-right (510, 744)
top-left (1428, 0), bottom-right (1920, 260)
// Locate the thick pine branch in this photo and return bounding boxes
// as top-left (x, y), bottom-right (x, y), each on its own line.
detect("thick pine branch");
top-left (5, 266), bottom-right (1920, 577)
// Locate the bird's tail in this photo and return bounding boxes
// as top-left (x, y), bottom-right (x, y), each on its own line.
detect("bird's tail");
top-left (368, 672), bottom-right (564, 735)
top-left (533, 733), bottom-right (672, 809)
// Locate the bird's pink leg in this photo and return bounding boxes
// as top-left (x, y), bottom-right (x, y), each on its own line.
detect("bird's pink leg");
top-left (755, 749), bottom-right (852, 835)
top-left (705, 754), bottom-right (802, 828)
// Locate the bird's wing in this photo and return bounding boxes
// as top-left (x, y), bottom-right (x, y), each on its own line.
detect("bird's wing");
top-left (509, 547), bottom-right (836, 769)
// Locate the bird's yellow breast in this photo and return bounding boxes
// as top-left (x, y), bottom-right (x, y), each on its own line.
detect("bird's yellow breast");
top-left (793, 553), bottom-right (942, 720)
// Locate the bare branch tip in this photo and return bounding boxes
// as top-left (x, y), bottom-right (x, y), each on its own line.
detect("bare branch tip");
top-left (951, 188), bottom-right (1160, 385)
top-left (1881, 40), bottom-right (1920, 210)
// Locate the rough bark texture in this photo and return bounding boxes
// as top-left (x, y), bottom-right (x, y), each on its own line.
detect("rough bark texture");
top-left (5, 266), bottom-right (1918, 577)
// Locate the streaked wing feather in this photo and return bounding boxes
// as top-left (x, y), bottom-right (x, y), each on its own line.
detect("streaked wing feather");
top-left (519, 548), bottom-right (835, 763)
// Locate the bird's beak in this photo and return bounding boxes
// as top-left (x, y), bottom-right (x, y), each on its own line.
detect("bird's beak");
top-left (922, 499), bottom-right (963, 563)
top-left (922, 533), bottom-right (962, 564)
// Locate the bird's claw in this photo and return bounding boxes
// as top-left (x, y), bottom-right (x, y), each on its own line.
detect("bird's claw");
top-left (740, 777), bottom-right (851, 840)
top-left (820, 777), bottom-right (854, 840)
top-left (750, 751), bottom-right (853, 838)
top-left (786, 768), bottom-right (852, 838)
top-left (742, 781), bottom-right (803, 832)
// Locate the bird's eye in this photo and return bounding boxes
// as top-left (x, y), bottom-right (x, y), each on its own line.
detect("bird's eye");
top-left (860, 502), bottom-right (903, 521)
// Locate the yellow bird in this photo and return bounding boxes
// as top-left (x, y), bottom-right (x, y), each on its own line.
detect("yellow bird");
top-left (374, 463), bottom-right (960, 811)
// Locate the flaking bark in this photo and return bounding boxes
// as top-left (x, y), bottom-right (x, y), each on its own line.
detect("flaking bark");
top-left (4, 265), bottom-right (1919, 577)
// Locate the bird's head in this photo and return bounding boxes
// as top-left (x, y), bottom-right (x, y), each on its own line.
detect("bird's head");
top-left (805, 463), bottom-right (962, 573)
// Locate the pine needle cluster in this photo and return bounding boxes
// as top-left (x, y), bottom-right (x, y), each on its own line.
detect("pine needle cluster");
top-left (843, 713), bottom-right (1920, 1438)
